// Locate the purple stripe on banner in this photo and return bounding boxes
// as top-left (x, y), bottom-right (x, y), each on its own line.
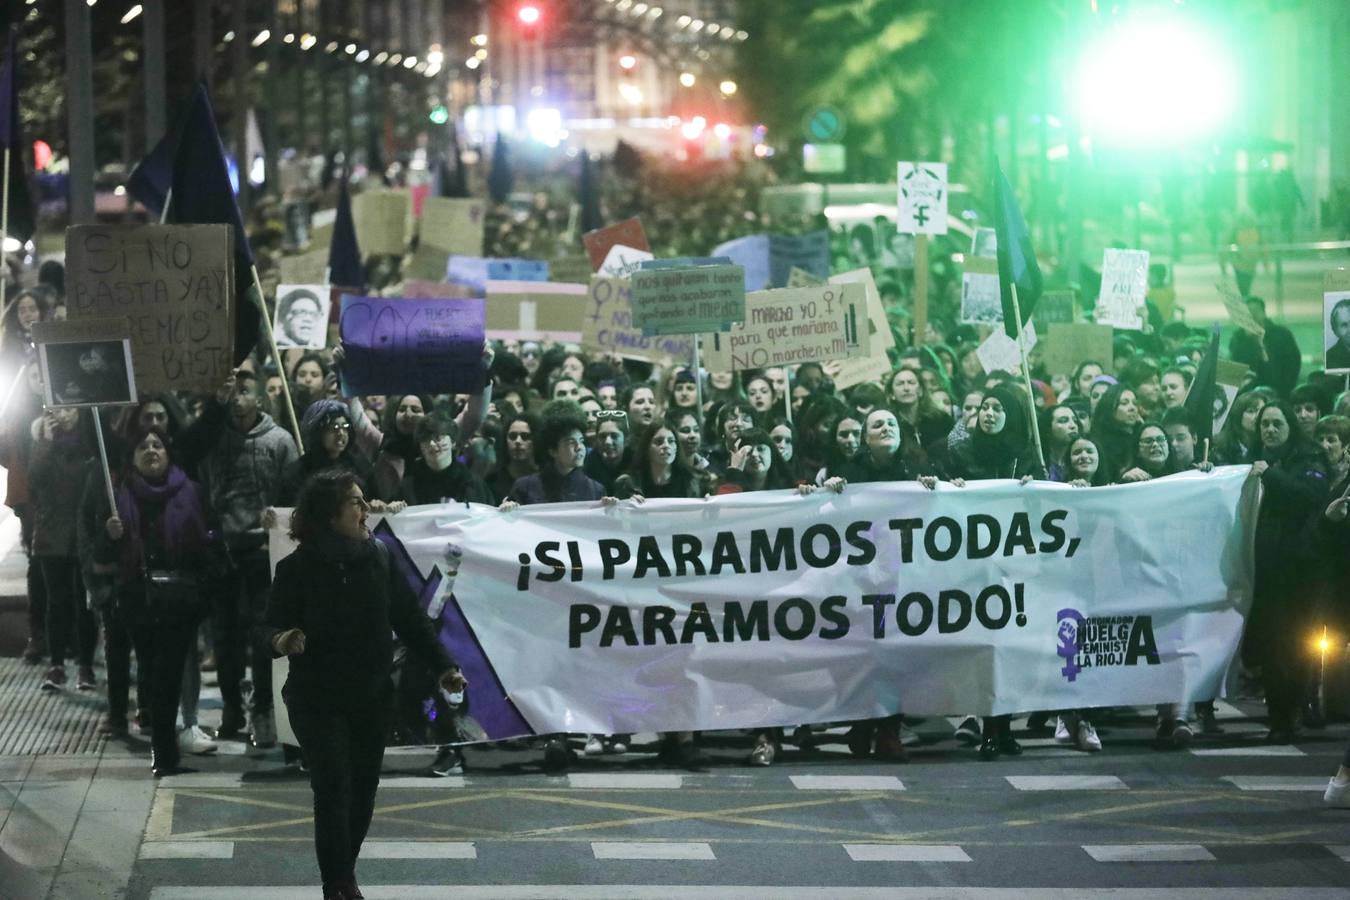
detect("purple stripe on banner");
top-left (374, 522), bottom-right (533, 741)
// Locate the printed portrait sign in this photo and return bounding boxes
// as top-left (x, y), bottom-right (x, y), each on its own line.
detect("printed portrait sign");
top-left (273, 285), bottom-right (332, 350)
top-left (897, 162), bottom-right (948, 235)
top-left (33, 317), bottom-right (138, 408)
top-left (1323, 269), bottom-right (1350, 373)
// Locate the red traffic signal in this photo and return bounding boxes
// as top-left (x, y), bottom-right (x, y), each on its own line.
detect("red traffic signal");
top-left (517, 5), bottom-right (541, 26)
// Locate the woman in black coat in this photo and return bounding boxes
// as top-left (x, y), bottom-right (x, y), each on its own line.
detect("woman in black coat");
top-left (262, 470), bottom-right (464, 900)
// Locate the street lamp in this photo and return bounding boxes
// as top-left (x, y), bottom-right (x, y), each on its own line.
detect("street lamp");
top-left (719, 80), bottom-right (737, 96)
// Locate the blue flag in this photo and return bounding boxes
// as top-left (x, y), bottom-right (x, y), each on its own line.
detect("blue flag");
top-left (992, 159), bottom-right (1043, 339)
top-left (578, 154), bottom-right (602, 233)
top-left (129, 81), bottom-right (259, 363)
top-left (0, 27), bottom-right (17, 147)
top-left (487, 132), bottom-right (513, 203)
top-left (327, 175), bottom-right (364, 290)
top-left (1184, 324), bottom-right (1223, 447)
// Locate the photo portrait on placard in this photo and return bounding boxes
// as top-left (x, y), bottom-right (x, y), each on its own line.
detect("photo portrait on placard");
top-left (39, 338), bottom-right (137, 408)
top-left (273, 284), bottom-right (331, 349)
top-left (1325, 289), bottom-right (1350, 371)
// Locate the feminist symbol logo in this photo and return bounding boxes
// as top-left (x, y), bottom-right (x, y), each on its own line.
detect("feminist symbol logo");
top-left (1056, 608), bottom-right (1085, 683)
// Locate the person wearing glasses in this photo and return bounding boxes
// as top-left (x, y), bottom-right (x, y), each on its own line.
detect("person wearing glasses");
top-left (263, 470), bottom-right (465, 900)
top-left (274, 288), bottom-right (327, 350)
top-left (1119, 422), bottom-right (1176, 483)
top-left (499, 401), bottom-right (616, 770)
top-left (277, 400), bottom-right (375, 508)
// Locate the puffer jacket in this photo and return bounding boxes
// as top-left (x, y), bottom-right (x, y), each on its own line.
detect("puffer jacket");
top-left (199, 412), bottom-right (299, 550)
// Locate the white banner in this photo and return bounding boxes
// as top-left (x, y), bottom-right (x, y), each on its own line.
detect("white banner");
top-left (269, 469), bottom-right (1259, 740)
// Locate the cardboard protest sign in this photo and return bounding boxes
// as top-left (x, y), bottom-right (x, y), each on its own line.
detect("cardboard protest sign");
top-left (33, 317), bottom-right (137, 408)
top-left (66, 224), bottom-right (235, 394)
top-left (583, 217), bottom-right (650, 271)
top-left (582, 277), bottom-right (695, 364)
top-left (700, 284), bottom-right (869, 372)
top-left (485, 281), bottom-right (587, 341)
top-left (630, 264), bottom-right (746, 336)
top-left (273, 285), bottom-right (331, 349)
top-left (419, 197), bottom-right (485, 256)
top-left (897, 162), bottom-right (948, 235)
top-left (1324, 269), bottom-right (1350, 372)
top-left (827, 267), bottom-right (895, 389)
top-left (1098, 248), bottom-right (1148, 330)
top-left (971, 227), bottom-right (997, 259)
top-left (1216, 282), bottom-right (1264, 338)
top-left (352, 188), bottom-right (411, 256)
top-left (338, 295), bottom-right (485, 396)
top-left (1035, 290), bottom-right (1078, 326)
top-left (960, 256), bottom-right (1001, 324)
top-left (786, 267), bottom-right (824, 288)
top-left (1042, 323), bottom-right (1114, 381)
top-left (597, 245), bottom-right (654, 278)
top-left (405, 247), bottom-right (452, 282)
top-left (278, 248), bottom-right (328, 285)
top-left (976, 321), bottom-right (1037, 375)
top-left (401, 279), bottom-right (477, 300)
top-left (549, 255), bottom-right (594, 285)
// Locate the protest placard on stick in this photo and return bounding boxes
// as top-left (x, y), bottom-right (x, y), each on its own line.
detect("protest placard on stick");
top-left (419, 197), bottom-right (485, 256)
top-left (352, 188), bottom-right (411, 256)
top-left (338, 295), bottom-right (485, 396)
top-left (32, 317), bottom-right (138, 408)
top-left (826, 267), bottom-right (893, 388)
top-left (1324, 268), bottom-right (1350, 373)
top-left (630, 264), bottom-right (746, 336)
top-left (1216, 281), bottom-right (1265, 338)
top-left (583, 217), bottom-right (650, 271)
top-left (485, 281), bottom-right (587, 341)
top-left (960, 256), bottom-right (1001, 324)
top-left (1035, 290), bottom-right (1078, 325)
top-left (1098, 248), bottom-right (1149, 330)
top-left (700, 284), bottom-right (869, 371)
top-left (582, 277), bottom-right (694, 364)
top-left (66, 224), bottom-right (235, 394)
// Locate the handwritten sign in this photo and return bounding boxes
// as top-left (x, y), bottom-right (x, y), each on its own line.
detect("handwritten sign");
top-left (352, 188), bottom-right (411, 256)
top-left (419, 197), bottom-right (485, 256)
top-left (960, 256), bottom-right (1002, 324)
top-left (825, 266), bottom-right (894, 389)
top-left (897, 162), bottom-right (948, 235)
top-left (549, 255), bottom-right (594, 285)
top-left (582, 277), bottom-right (694, 364)
top-left (598, 244), bottom-right (654, 278)
top-left (484, 281), bottom-right (587, 341)
top-left (583, 217), bottom-right (650, 271)
top-left (1098, 248), bottom-right (1148, 330)
top-left (976, 321), bottom-right (1037, 375)
top-left (630, 264), bottom-right (746, 336)
top-left (338, 295), bottom-right (484, 396)
top-left (1042, 323), bottom-right (1114, 381)
top-left (701, 284), bottom-right (869, 371)
top-left (66, 224), bottom-right (234, 394)
top-left (1035, 290), bottom-right (1078, 325)
top-left (1216, 282), bottom-right (1265, 338)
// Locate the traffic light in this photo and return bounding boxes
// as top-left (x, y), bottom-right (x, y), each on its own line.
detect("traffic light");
top-left (429, 105), bottom-right (450, 125)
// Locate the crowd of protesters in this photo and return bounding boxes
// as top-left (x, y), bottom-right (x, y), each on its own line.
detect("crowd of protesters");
top-left (1, 161), bottom-right (1348, 899)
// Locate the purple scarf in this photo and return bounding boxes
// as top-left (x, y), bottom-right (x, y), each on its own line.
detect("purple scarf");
top-left (115, 465), bottom-right (209, 579)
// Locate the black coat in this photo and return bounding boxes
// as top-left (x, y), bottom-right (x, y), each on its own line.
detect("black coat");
top-left (401, 458), bottom-right (495, 506)
top-left (261, 537), bottom-right (456, 712)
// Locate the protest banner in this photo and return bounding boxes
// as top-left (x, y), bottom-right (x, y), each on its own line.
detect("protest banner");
top-left (976, 321), bottom-right (1037, 375)
top-left (1035, 290), bottom-right (1078, 325)
top-left (825, 267), bottom-right (895, 388)
top-left (66, 223), bottom-right (234, 394)
top-left (1098, 248), bottom-right (1148, 330)
top-left (583, 217), bottom-right (651, 271)
top-left (1324, 268), bottom-right (1350, 373)
top-left (630, 264), bottom-right (746, 335)
top-left (33, 317), bottom-right (137, 408)
top-left (786, 266), bottom-right (824, 288)
top-left (582, 277), bottom-right (694, 364)
top-left (352, 188), bottom-right (411, 256)
top-left (278, 248), bottom-right (328, 285)
top-left (1042, 323), bottom-right (1114, 380)
top-left (273, 285), bottom-right (331, 349)
top-left (960, 256), bottom-right (1001, 324)
top-left (701, 284), bottom-right (869, 371)
top-left (268, 470), bottom-right (1258, 739)
top-left (419, 197), bottom-right (485, 256)
top-left (338, 295), bottom-right (484, 396)
top-left (897, 162), bottom-right (948, 235)
top-left (485, 280), bottom-right (587, 341)
top-left (1216, 281), bottom-right (1265, 338)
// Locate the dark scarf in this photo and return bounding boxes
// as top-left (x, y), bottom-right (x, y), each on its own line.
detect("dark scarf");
top-left (115, 465), bottom-right (208, 576)
top-left (307, 530), bottom-right (378, 565)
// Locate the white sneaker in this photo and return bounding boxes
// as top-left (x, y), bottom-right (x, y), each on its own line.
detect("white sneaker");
top-left (1076, 720), bottom-right (1102, 752)
top-left (1054, 716), bottom-right (1074, 745)
top-left (1325, 776), bottom-right (1350, 808)
top-left (583, 735), bottom-right (604, 756)
top-left (605, 735), bottom-right (629, 755)
top-left (178, 725), bottom-right (218, 755)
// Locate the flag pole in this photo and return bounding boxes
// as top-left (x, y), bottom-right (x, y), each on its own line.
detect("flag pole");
top-left (248, 264), bottom-right (304, 454)
top-left (692, 335), bottom-right (703, 418)
top-left (1, 145), bottom-right (10, 321)
top-left (1011, 283), bottom-right (1046, 471)
top-left (91, 408), bottom-right (118, 517)
top-left (159, 187), bottom-right (172, 225)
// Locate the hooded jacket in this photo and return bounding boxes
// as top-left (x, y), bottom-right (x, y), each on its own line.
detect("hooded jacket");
top-left (199, 411), bottom-right (299, 550)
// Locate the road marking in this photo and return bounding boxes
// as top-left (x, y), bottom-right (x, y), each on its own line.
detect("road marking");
top-left (360, 841), bottom-right (477, 859)
top-left (156, 774), bottom-right (244, 788)
top-left (844, 843), bottom-right (970, 862)
top-left (1220, 776), bottom-right (1328, 791)
top-left (567, 774), bottom-right (683, 789)
top-left (789, 775), bottom-right (905, 791)
top-left (1005, 775), bottom-right (1127, 791)
top-left (145, 886), bottom-right (1350, 899)
top-left (138, 841), bottom-right (234, 859)
top-left (591, 841), bottom-right (715, 860)
top-left (1328, 845), bottom-right (1350, 862)
top-left (1189, 745), bottom-right (1304, 757)
top-left (1083, 844), bottom-right (1215, 862)
top-left (380, 776), bottom-right (467, 788)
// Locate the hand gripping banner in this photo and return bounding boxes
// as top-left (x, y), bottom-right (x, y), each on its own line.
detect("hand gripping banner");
top-left (270, 468), bottom-right (1259, 742)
